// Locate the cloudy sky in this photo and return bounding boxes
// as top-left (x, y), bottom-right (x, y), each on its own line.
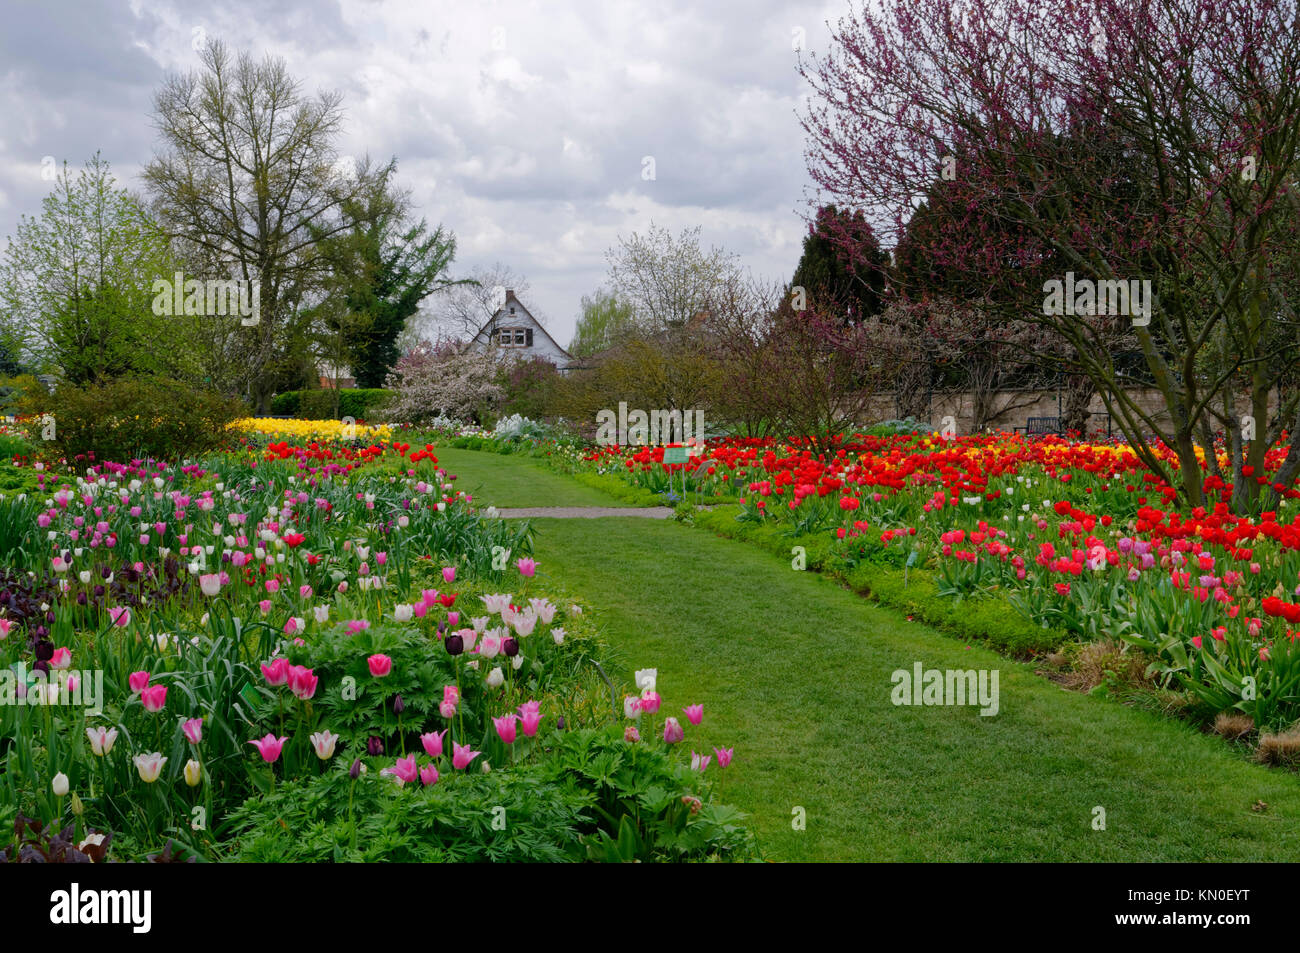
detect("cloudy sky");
top-left (0, 0), bottom-right (846, 347)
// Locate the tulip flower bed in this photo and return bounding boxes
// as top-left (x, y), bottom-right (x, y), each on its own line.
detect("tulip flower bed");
top-left (534, 431), bottom-right (1300, 737)
top-left (0, 446), bottom-right (757, 862)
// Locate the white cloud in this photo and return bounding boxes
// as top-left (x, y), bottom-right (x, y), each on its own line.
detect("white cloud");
top-left (0, 0), bottom-right (846, 347)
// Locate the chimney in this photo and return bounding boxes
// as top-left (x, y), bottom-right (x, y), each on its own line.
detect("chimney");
top-left (504, 288), bottom-right (517, 303)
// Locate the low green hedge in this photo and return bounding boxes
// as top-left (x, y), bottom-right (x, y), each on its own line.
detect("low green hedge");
top-left (270, 388), bottom-right (394, 420)
top-left (692, 506), bottom-right (1069, 658)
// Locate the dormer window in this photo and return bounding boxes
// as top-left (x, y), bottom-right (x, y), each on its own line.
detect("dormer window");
top-left (493, 327), bottom-right (531, 347)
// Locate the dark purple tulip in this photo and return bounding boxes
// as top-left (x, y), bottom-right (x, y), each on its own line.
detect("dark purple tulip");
top-left (366, 736), bottom-right (384, 756)
top-left (445, 633), bottom-right (463, 656)
top-left (503, 637), bottom-right (519, 658)
top-left (392, 694), bottom-right (405, 715)
top-left (349, 759), bottom-right (362, 780)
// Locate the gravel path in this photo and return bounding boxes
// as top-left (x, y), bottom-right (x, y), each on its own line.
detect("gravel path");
top-left (491, 506), bottom-right (676, 519)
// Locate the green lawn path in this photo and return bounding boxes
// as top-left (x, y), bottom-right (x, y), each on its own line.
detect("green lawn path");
top-left (446, 446), bottom-right (1300, 861)
top-left (436, 447), bottom-right (641, 508)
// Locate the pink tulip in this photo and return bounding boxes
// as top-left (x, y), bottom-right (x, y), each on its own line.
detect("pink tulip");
top-left (199, 573), bottom-right (221, 597)
top-left (420, 763), bottom-right (439, 786)
top-left (713, 746), bottom-right (734, 769)
top-left (639, 692), bottom-right (662, 715)
top-left (442, 566), bottom-right (456, 584)
top-left (108, 606), bottom-right (131, 627)
top-left (691, 750), bottom-right (712, 772)
top-left (258, 599), bottom-right (272, 615)
top-left (128, 670), bottom-right (150, 694)
top-left (440, 684), bottom-right (459, 719)
top-left (516, 557), bottom-right (537, 577)
top-left (518, 700), bottom-right (542, 737)
top-left (624, 726), bottom-right (640, 743)
top-left (182, 718), bottom-right (203, 744)
top-left (140, 684), bottom-right (167, 713)
top-left (249, 733), bottom-right (288, 762)
top-left (663, 717), bottom-right (684, 744)
top-left (420, 730), bottom-right (447, 759)
top-left (299, 584), bottom-right (313, 599)
top-left (452, 742), bottom-right (481, 769)
top-left (383, 754), bottom-right (419, 785)
top-left (0, 619), bottom-right (12, 639)
top-left (447, 611), bottom-right (460, 627)
top-left (264, 579), bottom-right (280, 594)
top-left (50, 648), bottom-right (72, 670)
top-left (493, 713), bottom-right (519, 744)
top-left (261, 657), bottom-right (290, 687)
top-left (288, 665), bottom-right (318, 701)
top-left (682, 703), bottom-right (703, 726)
top-left (367, 654), bottom-right (392, 678)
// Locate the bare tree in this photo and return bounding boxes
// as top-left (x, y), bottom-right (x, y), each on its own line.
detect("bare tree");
top-left (606, 223), bottom-right (745, 331)
top-left (144, 38), bottom-right (379, 411)
top-left (408, 262), bottom-right (534, 346)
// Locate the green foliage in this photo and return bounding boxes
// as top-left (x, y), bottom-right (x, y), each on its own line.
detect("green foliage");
top-left (42, 376), bottom-right (246, 463)
top-left (270, 388), bottom-right (394, 420)
top-left (570, 289), bottom-right (637, 358)
top-left (226, 727), bottom-right (758, 862)
top-left (0, 154), bottom-right (198, 384)
top-left (498, 357), bottom-right (560, 420)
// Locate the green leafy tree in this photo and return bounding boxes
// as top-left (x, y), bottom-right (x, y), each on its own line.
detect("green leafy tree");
top-left (0, 154), bottom-right (193, 384)
top-left (569, 289), bottom-right (637, 360)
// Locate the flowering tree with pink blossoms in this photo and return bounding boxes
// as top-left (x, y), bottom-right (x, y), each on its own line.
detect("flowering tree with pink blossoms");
top-left (801, 0), bottom-right (1300, 511)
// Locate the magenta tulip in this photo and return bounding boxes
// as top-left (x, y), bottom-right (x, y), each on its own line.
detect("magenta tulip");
top-left (493, 713), bottom-right (519, 744)
top-left (663, 717), bottom-right (684, 744)
top-left (451, 742), bottom-right (480, 769)
top-left (420, 730), bottom-right (447, 759)
top-left (140, 684), bottom-right (167, 713)
top-left (367, 654), bottom-right (393, 678)
top-left (518, 700), bottom-right (542, 737)
top-left (261, 657), bottom-right (290, 687)
top-left (249, 733), bottom-right (288, 763)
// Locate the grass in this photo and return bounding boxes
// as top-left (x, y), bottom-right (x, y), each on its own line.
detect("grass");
top-left (449, 447), bottom-right (1300, 860)
top-left (433, 447), bottom-right (643, 508)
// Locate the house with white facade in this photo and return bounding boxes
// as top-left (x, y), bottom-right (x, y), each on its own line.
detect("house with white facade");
top-left (468, 290), bottom-right (576, 373)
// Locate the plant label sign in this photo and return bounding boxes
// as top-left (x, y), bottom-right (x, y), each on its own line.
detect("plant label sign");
top-left (662, 447), bottom-right (689, 464)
